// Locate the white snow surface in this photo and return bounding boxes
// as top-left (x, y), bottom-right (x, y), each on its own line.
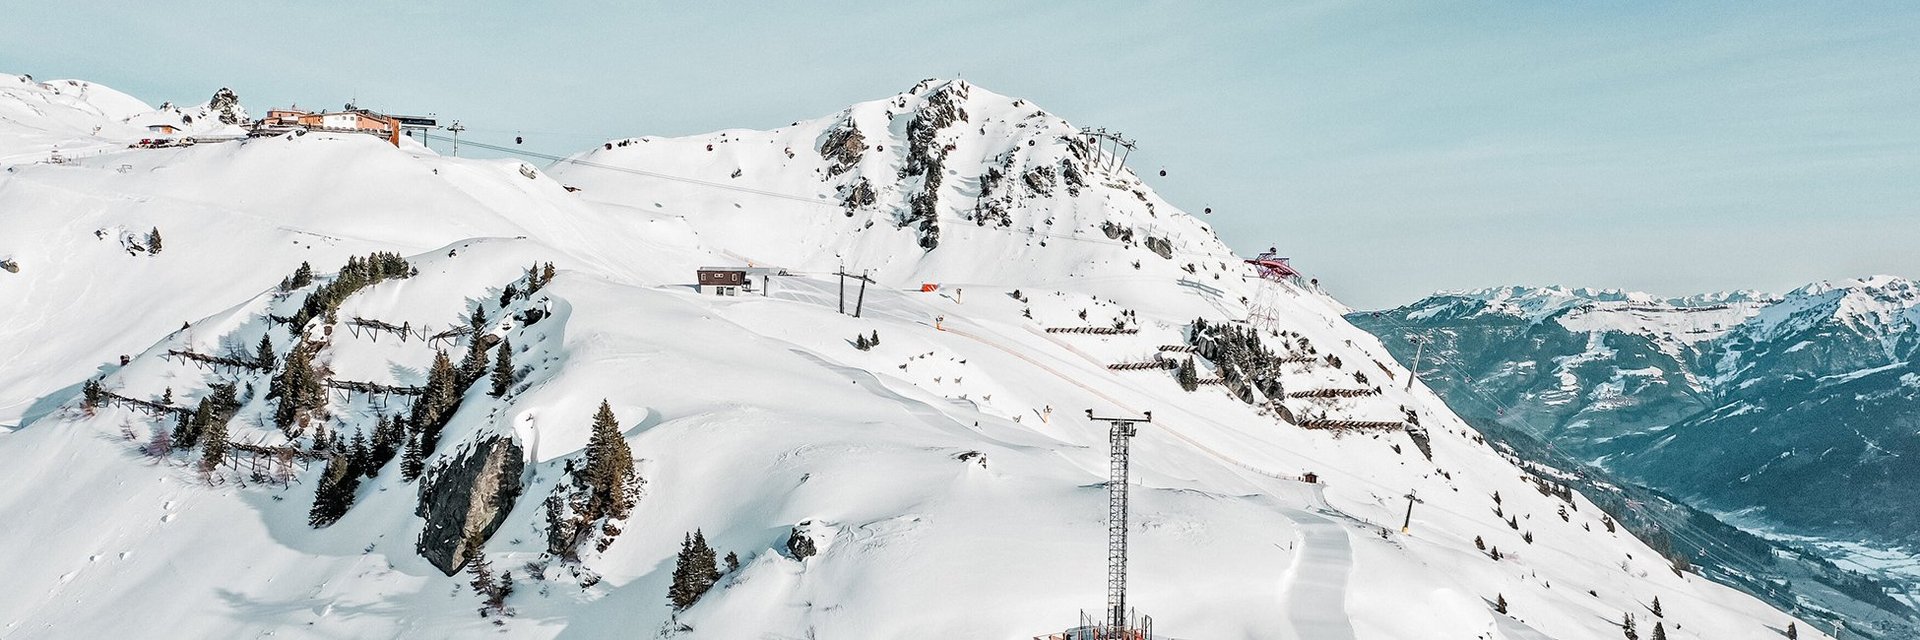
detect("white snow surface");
top-left (0, 75), bottom-right (1825, 639)
top-left (0, 73), bottom-right (245, 165)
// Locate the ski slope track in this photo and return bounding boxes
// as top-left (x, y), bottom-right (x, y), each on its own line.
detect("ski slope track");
top-left (0, 74), bottom-right (1834, 639)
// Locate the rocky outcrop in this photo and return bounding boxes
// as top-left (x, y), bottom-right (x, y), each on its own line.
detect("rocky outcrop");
top-left (786, 522), bottom-right (819, 561)
top-left (1144, 236), bottom-right (1174, 260)
top-left (818, 117), bottom-right (865, 178)
top-left (416, 434), bottom-right (525, 576)
top-left (209, 87), bottom-right (242, 125)
top-left (840, 178), bottom-right (875, 217)
top-left (899, 82), bottom-right (970, 251)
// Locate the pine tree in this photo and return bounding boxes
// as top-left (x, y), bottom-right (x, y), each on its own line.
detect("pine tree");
top-left (1650, 596), bottom-right (1662, 617)
top-left (82, 378), bottom-right (103, 413)
top-left (584, 400), bottom-right (636, 520)
top-left (198, 400), bottom-right (229, 472)
top-left (692, 529), bottom-right (720, 594)
top-left (1177, 356), bottom-right (1199, 391)
top-left (541, 262), bottom-right (555, 286)
top-left (724, 551), bottom-right (740, 574)
top-left (291, 261), bottom-right (314, 289)
top-left (412, 350), bottom-right (460, 455)
top-left (458, 335), bottom-right (491, 388)
top-left (669, 529), bottom-right (721, 610)
top-left (146, 227), bottom-right (162, 254)
top-left (492, 571), bottom-right (515, 615)
top-left (170, 409), bottom-right (196, 449)
top-left (269, 340), bottom-right (326, 432)
top-left (854, 334), bottom-right (870, 350)
top-left (526, 263), bottom-right (545, 293)
top-left (499, 284), bottom-right (519, 307)
top-left (161, 387), bottom-right (173, 405)
top-left (1622, 612), bottom-right (1638, 640)
top-left (401, 432), bottom-right (426, 481)
top-left (869, 330), bottom-right (879, 346)
top-left (1787, 622), bottom-right (1798, 639)
top-left (669, 533), bottom-right (696, 610)
top-left (1475, 535), bottom-right (1486, 550)
top-left (308, 452), bottom-right (359, 527)
top-left (349, 430), bottom-right (371, 473)
top-left (1650, 622), bottom-right (1666, 640)
top-left (367, 413), bottom-right (402, 476)
top-left (468, 303), bottom-right (487, 334)
top-left (1495, 593), bottom-right (1508, 614)
top-left (468, 549), bottom-right (498, 615)
top-left (255, 334), bottom-right (276, 370)
top-left (490, 338), bottom-right (514, 397)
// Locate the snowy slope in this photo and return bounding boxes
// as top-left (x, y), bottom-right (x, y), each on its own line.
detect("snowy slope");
top-left (0, 75), bottom-right (1830, 639)
top-left (0, 73), bottom-right (248, 165)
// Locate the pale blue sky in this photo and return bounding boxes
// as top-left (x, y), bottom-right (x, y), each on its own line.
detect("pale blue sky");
top-left (9, 2), bottom-right (1916, 308)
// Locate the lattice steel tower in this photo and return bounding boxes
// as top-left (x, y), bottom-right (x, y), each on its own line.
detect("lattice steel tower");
top-left (1087, 409), bottom-right (1151, 635)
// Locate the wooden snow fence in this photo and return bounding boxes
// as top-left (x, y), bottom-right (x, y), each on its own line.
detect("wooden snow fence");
top-left (1045, 326), bottom-right (1139, 335)
top-left (323, 379), bottom-right (426, 408)
top-left (1108, 360), bottom-right (1177, 371)
top-left (346, 316), bottom-right (432, 342)
top-left (99, 390), bottom-right (193, 417)
top-left (1156, 345), bottom-right (1198, 353)
top-left (1297, 418), bottom-right (1404, 432)
top-left (225, 438), bottom-right (322, 485)
top-left (1288, 387), bottom-right (1382, 399)
top-left (163, 349), bottom-right (269, 373)
top-left (426, 325), bottom-right (475, 348)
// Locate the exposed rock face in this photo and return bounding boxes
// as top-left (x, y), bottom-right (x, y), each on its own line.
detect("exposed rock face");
top-left (1144, 236), bottom-right (1173, 260)
top-left (840, 178), bottom-right (875, 217)
top-left (899, 81), bottom-right (969, 251)
top-left (818, 118), bottom-right (865, 178)
top-left (786, 522), bottom-right (818, 561)
top-left (208, 88), bottom-right (242, 125)
top-left (416, 434), bottom-right (525, 575)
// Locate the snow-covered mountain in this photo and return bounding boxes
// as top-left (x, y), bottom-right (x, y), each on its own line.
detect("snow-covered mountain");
top-left (0, 74), bottom-right (1834, 639)
top-left (0, 73), bottom-right (247, 165)
top-left (1355, 281), bottom-right (1920, 625)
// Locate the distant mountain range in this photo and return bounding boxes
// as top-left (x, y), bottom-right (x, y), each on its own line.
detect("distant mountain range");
top-left (1352, 277), bottom-right (1920, 615)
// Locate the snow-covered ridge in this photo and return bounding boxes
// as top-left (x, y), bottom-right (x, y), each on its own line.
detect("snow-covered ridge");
top-left (1738, 275), bottom-right (1920, 344)
top-left (0, 73), bottom-right (1833, 639)
top-left (552, 78), bottom-right (1242, 302)
top-left (0, 72), bottom-right (247, 164)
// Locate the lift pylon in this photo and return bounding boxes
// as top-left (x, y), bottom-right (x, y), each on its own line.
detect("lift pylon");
top-left (1085, 409), bottom-right (1152, 638)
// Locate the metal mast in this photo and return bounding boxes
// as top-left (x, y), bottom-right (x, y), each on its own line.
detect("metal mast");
top-left (445, 121), bottom-right (465, 157)
top-left (1088, 409), bottom-right (1151, 635)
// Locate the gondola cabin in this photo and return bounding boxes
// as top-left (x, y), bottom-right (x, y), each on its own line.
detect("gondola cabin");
top-left (697, 267), bottom-right (748, 296)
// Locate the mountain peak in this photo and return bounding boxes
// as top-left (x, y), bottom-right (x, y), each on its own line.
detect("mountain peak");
top-left (555, 79), bottom-right (1235, 297)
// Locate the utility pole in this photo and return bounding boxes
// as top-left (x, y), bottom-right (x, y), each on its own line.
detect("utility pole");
top-left (1086, 409), bottom-right (1152, 636)
top-left (446, 121), bottom-right (466, 157)
top-left (854, 270), bottom-right (868, 318)
top-left (835, 268), bottom-right (872, 317)
top-left (1405, 334), bottom-right (1428, 391)
top-left (1402, 491), bottom-right (1422, 534)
